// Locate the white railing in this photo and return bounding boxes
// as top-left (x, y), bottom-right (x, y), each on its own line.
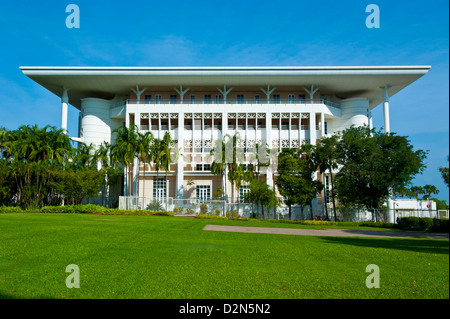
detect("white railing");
top-left (125, 98), bottom-right (340, 108)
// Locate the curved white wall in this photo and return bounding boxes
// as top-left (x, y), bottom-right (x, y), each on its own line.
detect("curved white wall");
top-left (329, 97), bottom-right (369, 134)
top-left (80, 98), bottom-right (122, 148)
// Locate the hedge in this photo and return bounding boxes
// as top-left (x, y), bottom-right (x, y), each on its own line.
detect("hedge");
top-left (396, 217), bottom-right (449, 233)
top-left (0, 204), bottom-right (173, 217)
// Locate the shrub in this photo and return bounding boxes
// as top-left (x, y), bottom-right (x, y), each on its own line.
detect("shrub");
top-left (226, 210), bottom-right (239, 219)
top-left (430, 218), bottom-right (449, 233)
top-left (146, 200), bottom-right (164, 211)
top-left (102, 209), bottom-right (173, 216)
top-left (186, 208), bottom-right (194, 215)
top-left (418, 217), bottom-right (435, 231)
top-left (214, 208), bottom-right (221, 216)
top-left (0, 206), bottom-right (23, 214)
top-left (173, 206), bottom-right (184, 214)
top-left (196, 214), bottom-right (228, 220)
top-left (396, 217), bottom-right (449, 233)
top-left (200, 203), bottom-right (208, 214)
top-left (359, 221), bottom-right (395, 229)
top-left (397, 217), bottom-right (421, 231)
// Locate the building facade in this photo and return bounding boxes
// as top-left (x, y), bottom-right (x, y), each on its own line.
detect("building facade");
top-left (21, 66), bottom-right (430, 220)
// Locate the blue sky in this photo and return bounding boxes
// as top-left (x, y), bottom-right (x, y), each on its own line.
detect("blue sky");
top-left (0, 0), bottom-right (448, 202)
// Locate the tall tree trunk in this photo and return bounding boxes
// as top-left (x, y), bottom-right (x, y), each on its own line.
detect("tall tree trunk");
top-left (330, 173), bottom-right (337, 222)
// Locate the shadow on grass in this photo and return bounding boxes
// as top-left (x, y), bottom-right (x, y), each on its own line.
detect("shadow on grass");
top-left (320, 236), bottom-right (449, 255)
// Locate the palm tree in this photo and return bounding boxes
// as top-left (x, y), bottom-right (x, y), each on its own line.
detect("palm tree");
top-left (137, 131), bottom-right (154, 201)
top-left (111, 124), bottom-right (140, 196)
top-left (247, 142), bottom-right (270, 178)
top-left (423, 184), bottom-right (439, 215)
top-left (211, 139), bottom-right (227, 200)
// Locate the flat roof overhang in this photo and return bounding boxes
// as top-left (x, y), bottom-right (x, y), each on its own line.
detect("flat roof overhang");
top-left (20, 66), bottom-right (431, 110)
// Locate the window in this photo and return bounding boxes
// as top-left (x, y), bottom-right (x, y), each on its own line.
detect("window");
top-left (155, 95), bottom-right (162, 104)
top-left (254, 95), bottom-right (260, 104)
top-left (240, 186), bottom-right (250, 203)
top-left (196, 164), bottom-right (211, 171)
top-left (281, 121), bottom-right (289, 130)
top-left (324, 121), bottom-right (328, 135)
top-left (215, 95), bottom-right (222, 104)
top-left (288, 94), bottom-right (295, 104)
top-left (190, 95), bottom-right (196, 104)
top-left (196, 185), bottom-right (211, 201)
top-left (273, 94), bottom-right (280, 104)
top-left (299, 94), bottom-right (306, 102)
top-left (325, 176), bottom-right (330, 203)
top-left (144, 94), bottom-right (152, 103)
top-left (237, 94), bottom-right (244, 104)
top-left (204, 94), bottom-right (211, 104)
top-left (153, 177), bottom-right (167, 199)
top-left (170, 95), bottom-right (177, 104)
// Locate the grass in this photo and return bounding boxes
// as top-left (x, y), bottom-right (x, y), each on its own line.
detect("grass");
top-left (0, 213), bottom-right (448, 299)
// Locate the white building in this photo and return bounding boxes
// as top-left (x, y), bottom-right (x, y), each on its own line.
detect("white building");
top-left (20, 66), bottom-right (430, 220)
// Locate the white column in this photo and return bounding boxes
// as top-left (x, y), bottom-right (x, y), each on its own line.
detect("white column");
top-left (218, 85), bottom-right (233, 103)
top-left (177, 112), bottom-right (184, 199)
top-left (382, 86), bottom-right (395, 223)
top-left (174, 85), bottom-right (189, 104)
top-left (260, 85), bottom-right (276, 103)
top-left (266, 111), bottom-right (274, 189)
top-left (310, 112), bottom-right (316, 145)
top-left (61, 87), bottom-right (70, 134)
top-left (382, 86), bottom-right (391, 134)
top-left (320, 111), bottom-right (325, 138)
top-left (131, 85), bottom-right (146, 103)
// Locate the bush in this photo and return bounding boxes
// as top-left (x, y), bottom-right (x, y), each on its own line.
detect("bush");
top-left (0, 206), bottom-right (24, 214)
top-left (359, 221), bottom-right (395, 229)
top-left (200, 203), bottom-right (208, 214)
top-left (226, 210), bottom-right (239, 219)
top-left (102, 209), bottom-right (173, 216)
top-left (430, 218), bottom-right (449, 233)
top-left (418, 217), bottom-right (435, 231)
top-left (396, 217), bottom-right (449, 233)
top-left (196, 214), bottom-right (228, 220)
top-left (397, 217), bottom-right (421, 231)
top-left (146, 200), bottom-right (164, 211)
top-left (173, 206), bottom-right (184, 214)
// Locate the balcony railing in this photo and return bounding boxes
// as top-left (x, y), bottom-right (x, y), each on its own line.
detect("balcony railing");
top-left (125, 98), bottom-right (340, 108)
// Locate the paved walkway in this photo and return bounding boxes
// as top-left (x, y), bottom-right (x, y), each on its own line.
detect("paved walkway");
top-left (203, 224), bottom-right (449, 239)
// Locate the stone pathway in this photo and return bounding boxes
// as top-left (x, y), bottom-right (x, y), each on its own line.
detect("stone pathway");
top-left (203, 224), bottom-right (449, 239)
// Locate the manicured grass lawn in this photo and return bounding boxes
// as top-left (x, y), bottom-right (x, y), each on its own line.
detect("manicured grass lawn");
top-left (0, 214), bottom-right (448, 299)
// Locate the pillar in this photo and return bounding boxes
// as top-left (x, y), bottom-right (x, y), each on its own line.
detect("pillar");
top-left (382, 86), bottom-right (391, 134)
top-left (382, 85), bottom-right (395, 224)
top-left (177, 112), bottom-right (185, 199)
top-left (61, 87), bottom-right (70, 134)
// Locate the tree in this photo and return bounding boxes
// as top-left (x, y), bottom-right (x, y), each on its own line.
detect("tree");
top-left (423, 184), bottom-right (439, 200)
top-left (334, 126), bottom-right (428, 210)
top-left (410, 186), bottom-right (425, 200)
top-left (312, 135), bottom-right (339, 220)
top-left (111, 124), bottom-right (140, 196)
top-left (439, 156), bottom-right (449, 187)
top-left (247, 178), bottom-right (278, 219)
top-left (137, 131), bottom-right (154, 200)
top-left (276, 146), bottom-right (323, 220)
top-left (276, 148), bottom-right (303, 220)
top-left (210, 133), bottom-right (248, 203)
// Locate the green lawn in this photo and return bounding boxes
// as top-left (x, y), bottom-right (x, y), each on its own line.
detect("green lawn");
top-left (0, 214), bottom-right (448, 299)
